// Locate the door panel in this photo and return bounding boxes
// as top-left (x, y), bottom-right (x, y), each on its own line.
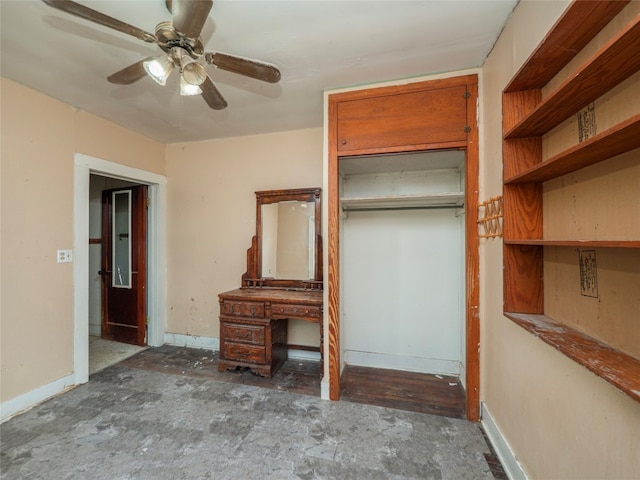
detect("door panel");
top-left (101, 185), bottom-right (148, 345)
top-left (336, 85), bottom-right (468, 152)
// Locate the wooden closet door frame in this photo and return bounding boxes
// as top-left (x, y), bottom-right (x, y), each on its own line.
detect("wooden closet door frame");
top-left (327, 74), bottom-right (480, 421)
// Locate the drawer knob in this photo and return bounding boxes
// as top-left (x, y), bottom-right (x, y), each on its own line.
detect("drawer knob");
top-left (250, 306), bottom-right (256, 314)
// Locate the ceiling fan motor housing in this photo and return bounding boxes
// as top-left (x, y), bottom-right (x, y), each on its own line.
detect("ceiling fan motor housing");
top-left (155, 21), bottom-right (203, 57)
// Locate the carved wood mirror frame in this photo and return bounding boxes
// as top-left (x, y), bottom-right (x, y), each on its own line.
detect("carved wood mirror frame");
top-left (242, 187), bottom-right (323, 290)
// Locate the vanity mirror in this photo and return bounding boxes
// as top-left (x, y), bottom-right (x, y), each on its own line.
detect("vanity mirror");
top-left (219, 187), bottom-right (323, 377)
top-left (242, 187), bottom-right (322, 290)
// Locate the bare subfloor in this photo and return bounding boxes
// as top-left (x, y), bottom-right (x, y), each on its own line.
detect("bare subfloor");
top-left (1, 346), bottom-right (505, 479)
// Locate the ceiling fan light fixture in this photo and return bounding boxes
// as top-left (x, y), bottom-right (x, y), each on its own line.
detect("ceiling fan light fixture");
top-left (180, 56), bottom-right (207, 86)
top-left (143, 55), bottom-right (174, 86)
top-left (180, 76), bottom-right (203, 96)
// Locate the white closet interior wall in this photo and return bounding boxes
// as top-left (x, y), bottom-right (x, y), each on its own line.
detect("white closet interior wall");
top-left (339, 150), bottom-right (466, 377)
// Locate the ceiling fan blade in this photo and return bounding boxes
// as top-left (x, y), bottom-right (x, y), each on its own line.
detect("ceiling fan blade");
top-left (107, 59), bottom-right (149, 85)
top-left (200, 76), bottom-right (227, 110)
top-left (205, 52), bottom-right (281, 84)
top-left (42, 0), bottom-right (156, 43)
top-left (172, 0), bottom-right (212, 39)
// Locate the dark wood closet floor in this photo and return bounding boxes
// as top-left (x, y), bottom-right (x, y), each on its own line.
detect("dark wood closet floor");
top-left (340, 364), bottom-right (466, 419)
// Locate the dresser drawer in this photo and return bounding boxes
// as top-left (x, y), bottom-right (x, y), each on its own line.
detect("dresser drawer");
top-left (221, 300), bottom-right (265, 317)
top-left (221, 342), bottom-right (266, 364)
top-left (221, 323), bottom-right (265, 345)
top-left (271, 303), bottom-right (321, 319)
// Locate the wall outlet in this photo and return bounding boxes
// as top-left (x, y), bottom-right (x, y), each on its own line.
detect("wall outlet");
top-left (57, 249), bottom-right (73, 263)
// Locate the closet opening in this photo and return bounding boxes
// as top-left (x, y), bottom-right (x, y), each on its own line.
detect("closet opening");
top-left (337, 150), bottom-right (467, 417)
top-left (326, 74), bottom-right (479, 419)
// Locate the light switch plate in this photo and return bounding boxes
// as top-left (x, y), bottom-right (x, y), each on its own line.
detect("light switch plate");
top-left (57, 249), bottom-right (73, 263)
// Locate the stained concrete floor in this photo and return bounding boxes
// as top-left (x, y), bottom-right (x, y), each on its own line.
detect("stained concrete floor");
top-left (2, 350), bottom-right (500, 480)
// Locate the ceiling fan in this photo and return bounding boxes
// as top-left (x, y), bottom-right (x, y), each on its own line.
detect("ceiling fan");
top-left (42, 0), bottom-right (282, 110)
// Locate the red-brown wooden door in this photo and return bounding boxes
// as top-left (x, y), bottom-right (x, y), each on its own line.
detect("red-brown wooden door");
top-left (101, 185), bottom-right (148, 345)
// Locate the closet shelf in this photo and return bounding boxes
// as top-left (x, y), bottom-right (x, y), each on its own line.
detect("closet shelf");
top-left (505, 312), bottom-right (640, 404)
top-left (504, 15), bottom-right (640, 139)
top-left (505, 114), bottom-right (640, 184)
top-left (340, 192), bottom-right (464, 211)
top-left (504, 239), bottom-right (640, 248)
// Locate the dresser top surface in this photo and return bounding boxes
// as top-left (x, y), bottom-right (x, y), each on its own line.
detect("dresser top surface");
top-left (219, 288), bottom-right (323, 305)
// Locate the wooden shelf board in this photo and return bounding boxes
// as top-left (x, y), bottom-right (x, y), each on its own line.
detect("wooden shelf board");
top-left (336, 140), bottom-right (467, 158)
top-left (504, 1), bottom-right (630, 92)
top-left (504, 312), bottom-right (640, 403)
top-left (504, 239), bottom-right (640, 248)
top-left (340, 192), bottom-right (464, 210)
top-left (505, 15), bottom-right (640, 139)
top-left (505, 114), bottom-right (640, 183)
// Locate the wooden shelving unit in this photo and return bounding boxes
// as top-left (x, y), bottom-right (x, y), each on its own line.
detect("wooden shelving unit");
top-left (505, 114), bottom-right (640, 184)
top-left (503, 1), bottom-right (629, 92)
top-left (502, 1), bottom-right (640, 401)
top-left (504, 14), bottom-right (640, 138)
top-left (504, 313), bottom-right (640, 403)
top-left (504, 240), bottom-right (640, 248)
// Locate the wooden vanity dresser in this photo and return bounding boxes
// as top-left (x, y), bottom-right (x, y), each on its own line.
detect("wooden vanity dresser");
top-left (218, 288), bottom-right (323, 377)
top-left (218, 188), bottom-right (323, 378)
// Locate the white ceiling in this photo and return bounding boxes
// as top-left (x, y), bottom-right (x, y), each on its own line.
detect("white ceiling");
top-left (0, 0), bottom-right (517, 144)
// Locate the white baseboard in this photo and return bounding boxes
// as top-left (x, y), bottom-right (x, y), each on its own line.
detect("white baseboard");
top-left (321, 378), bottom-right (330, 400)
top-left (287, 349), bottom-right (321, 361)
top-left (164, 333), bottom-right (219, 350)
top-left (481, 402), bottom-right (528, 480)
top-left (344, 350), bottom-right (461, 376)
top-left (1, 373), bottom-right (76, 423)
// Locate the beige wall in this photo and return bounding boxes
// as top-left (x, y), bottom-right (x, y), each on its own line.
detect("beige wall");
top-left (165, 128), bottom-right (323, 346)
top-left (75, 111), bottom-right (165, 175)
top-left (0, 78), bottom-right (164, 403)
top-left (480, 2), bottom-right (640, 478)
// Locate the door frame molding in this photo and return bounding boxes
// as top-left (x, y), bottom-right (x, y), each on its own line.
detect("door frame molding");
top-left (323, 70), bottom-right (481, 420)
top-left (73, 154), bottom-right (167, 385)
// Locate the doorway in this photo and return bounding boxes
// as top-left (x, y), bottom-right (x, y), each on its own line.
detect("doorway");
top-left (88, 176), bottom-right (148, 374)
top-left (73, 154), bottom-right (167, 385)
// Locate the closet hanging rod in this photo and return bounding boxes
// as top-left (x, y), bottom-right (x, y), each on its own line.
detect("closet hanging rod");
top-left (342, 205), bottom-right (465, 212)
